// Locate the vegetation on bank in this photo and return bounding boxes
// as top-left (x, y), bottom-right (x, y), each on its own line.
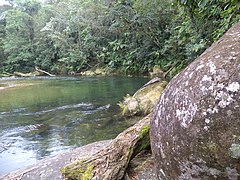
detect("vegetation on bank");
top-left (0, 0), bottom-right (239, 77)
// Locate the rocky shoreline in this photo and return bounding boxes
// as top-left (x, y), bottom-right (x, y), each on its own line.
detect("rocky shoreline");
top-left (0, 77), bottom-right (163, 180)
top-left (0, 140), bottom-right (111, 180)
top-left (1, 140), bottom-right (156, 180)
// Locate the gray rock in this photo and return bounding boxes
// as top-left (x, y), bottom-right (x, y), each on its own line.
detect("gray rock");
top-left (150, 21), bottom-right (240, 180)
top-left (0, 140), bottom-right (111, 180)
top-left (125, 151), bottom-right (157, 180)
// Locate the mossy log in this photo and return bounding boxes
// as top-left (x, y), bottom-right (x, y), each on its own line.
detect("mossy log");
top-left (61, 115), bottom-right (151, 180)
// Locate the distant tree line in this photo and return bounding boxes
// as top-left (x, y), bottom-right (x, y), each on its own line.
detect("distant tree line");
top-left (0, 0), bottom-right (239, 77)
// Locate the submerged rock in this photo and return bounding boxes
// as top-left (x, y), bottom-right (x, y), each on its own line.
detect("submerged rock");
top-left (150, 22), bottom-right (240, 179)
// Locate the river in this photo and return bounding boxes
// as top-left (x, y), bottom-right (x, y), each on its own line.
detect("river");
top-left (0, 76), bottom-right (149, 175)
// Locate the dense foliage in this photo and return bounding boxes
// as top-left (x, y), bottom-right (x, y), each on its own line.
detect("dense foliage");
top-left (0, 0), bottom-right (239, 77)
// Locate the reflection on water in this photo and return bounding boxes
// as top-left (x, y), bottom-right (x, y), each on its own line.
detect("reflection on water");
top-left (0, 76), bottom-right (149, 174)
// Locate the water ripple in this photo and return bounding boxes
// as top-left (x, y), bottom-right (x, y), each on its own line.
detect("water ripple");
top-left (0, 103), bottom-right (93, 118)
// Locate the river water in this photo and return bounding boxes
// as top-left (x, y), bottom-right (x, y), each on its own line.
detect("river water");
top-left (0, 76), bottom-right (149, 175)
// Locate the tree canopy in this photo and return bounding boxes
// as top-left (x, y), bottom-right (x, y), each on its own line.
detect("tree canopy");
top-left (0, 0), bottom-right (239, 77)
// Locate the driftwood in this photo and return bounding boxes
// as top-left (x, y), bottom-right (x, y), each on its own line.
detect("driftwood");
top-left (35, 67), bottom-right (56, 77)
top-left (1, 68), bottom-right (55, 77)
top-left (13, 72), bottom-right (35, 77)
top-left (61, 115), bottom-right (151, 180)
top-left (0, 72), bottom-right (14, 77)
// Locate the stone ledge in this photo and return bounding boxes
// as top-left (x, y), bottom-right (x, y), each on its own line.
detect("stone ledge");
top-left (0, 140), bottom-right (111, 180)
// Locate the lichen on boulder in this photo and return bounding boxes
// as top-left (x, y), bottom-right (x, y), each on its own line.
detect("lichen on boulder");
top-left (150, 21), bottom-right (240, 179)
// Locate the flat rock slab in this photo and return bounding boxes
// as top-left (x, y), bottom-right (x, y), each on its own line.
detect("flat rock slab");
top-left (0, 140), bottom-right (111, 180)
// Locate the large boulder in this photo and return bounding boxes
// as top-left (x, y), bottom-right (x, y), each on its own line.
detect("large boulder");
top-left (150, 21), bottom-right (240, 179)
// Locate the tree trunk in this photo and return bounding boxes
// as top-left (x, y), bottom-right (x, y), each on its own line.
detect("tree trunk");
top-left (61, 115), bottom-right (151, 180)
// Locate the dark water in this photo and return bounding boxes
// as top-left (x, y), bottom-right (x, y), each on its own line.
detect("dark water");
top-left (0, 76), bottom-right (149, 174)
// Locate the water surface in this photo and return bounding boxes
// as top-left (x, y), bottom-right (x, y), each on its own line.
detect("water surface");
top-left (0, 76), bottom-right (149, 174)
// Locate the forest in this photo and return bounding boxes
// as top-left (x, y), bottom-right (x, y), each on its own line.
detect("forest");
top-left (0, 0), bottom-right (239, 77)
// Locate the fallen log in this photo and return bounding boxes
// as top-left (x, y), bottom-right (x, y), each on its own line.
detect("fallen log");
top-left (0, 72), bottom-right (14, 77)
top-left (61, 115), bottom-right (151, 180)
top-left (13, 71), bottom-right (35, 77)
top-left (35, 67), bottom-right (56, 77)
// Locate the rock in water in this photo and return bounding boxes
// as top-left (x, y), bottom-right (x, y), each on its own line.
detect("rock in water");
top-left (150, 22), bottom-right (240, 179)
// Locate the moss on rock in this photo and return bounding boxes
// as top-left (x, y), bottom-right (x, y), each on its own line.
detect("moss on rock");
top-left (132, 125), bottom-right (150, 158)
top-left (119, 79), bottom-right (167, 116)
top-left (61, 115), bottom-right (151, 180)
top-left (61, 161), bottom-right (94, 180)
